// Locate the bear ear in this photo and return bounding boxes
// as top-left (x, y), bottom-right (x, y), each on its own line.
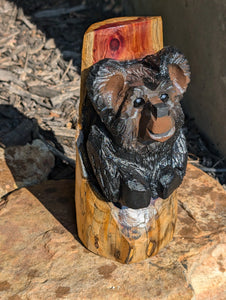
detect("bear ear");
top-left (159, 46), bottom-right (191, 96)
top-left (87, 59), bottom-right (126, 121)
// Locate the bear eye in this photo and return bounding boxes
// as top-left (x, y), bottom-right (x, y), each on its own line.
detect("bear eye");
top-left (133, 98), bottom-right (145, 108)
top-left (160, 93), bottom-right (169, 102)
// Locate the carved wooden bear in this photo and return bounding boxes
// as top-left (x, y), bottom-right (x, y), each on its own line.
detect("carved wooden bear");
top-left (85, 46), bottom-right (190, 209)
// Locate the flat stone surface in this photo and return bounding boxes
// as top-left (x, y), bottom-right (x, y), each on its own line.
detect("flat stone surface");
top-left (0, 164), bottom-right (225, 299)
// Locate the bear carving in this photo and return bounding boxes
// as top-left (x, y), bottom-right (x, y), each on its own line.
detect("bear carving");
top-left (85, 46), bottom-right (190, 209)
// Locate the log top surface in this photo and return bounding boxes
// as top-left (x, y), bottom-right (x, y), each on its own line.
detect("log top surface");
top-left (81, 16), bottom-right (163, 70)
top-left (86, 16), bottom-right (161, 32)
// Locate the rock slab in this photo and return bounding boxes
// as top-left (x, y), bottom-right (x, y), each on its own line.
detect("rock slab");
top-left (0, 164), bottom-right (225, 299)
top-left (0, 139), bottom-right (54, 198)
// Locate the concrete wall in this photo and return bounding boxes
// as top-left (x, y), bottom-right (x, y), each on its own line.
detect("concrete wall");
top-left (124, 0), bottom-right (226, 157)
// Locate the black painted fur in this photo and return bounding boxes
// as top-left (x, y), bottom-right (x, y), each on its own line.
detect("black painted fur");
top-left (85, 47), bottom-right (190, 209)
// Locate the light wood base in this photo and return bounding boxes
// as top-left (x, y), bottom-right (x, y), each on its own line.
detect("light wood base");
top-left (75, 143), bottom-right (177, 264)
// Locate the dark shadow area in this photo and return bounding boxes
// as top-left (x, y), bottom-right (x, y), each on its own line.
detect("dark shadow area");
top-left (28, 179), bottom-right (78, 239)
top-left (0, 104), bottom-right (75, 180)
top-left (0, 104), bottom-right (78, 238)
top-left (183, 113), bottom-right (226, 186)
top-left (0, 104), bottom-right (62, 149)
top-left (7, 0), bottom-right (123, 73)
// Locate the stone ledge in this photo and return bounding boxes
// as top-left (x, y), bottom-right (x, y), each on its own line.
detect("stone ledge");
top-left (0, 164), bottom-right (225, 299)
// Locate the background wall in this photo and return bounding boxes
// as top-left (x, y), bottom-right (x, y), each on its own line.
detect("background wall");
top-left (124, 0), bottom-right (226, 157)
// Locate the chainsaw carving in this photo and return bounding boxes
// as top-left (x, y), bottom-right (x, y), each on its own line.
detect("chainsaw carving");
top-left (84, 46), bottom-right (190, 209)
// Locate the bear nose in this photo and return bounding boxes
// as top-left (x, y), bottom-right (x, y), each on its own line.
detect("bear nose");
top-left (138, 97), bottom-right (175, 143)
top-left (150, 102), bottom-right (169, 119)
top-left (145, 97), bottom-right (175, 142)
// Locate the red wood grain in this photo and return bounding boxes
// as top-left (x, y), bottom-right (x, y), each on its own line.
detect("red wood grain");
top-left (92, 17), bottom-right (161, 64)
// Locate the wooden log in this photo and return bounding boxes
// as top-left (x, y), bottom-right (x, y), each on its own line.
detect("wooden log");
top-left (75, 17), bottom-right (177, 263)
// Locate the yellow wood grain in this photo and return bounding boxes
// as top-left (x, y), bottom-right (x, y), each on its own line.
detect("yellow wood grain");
top-left (76, 146), bottom-right (177, 263)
